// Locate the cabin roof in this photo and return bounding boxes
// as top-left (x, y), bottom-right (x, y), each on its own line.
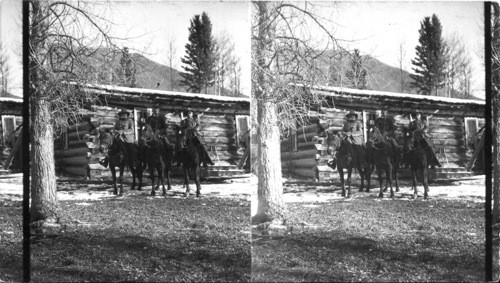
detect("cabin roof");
top-left (0, 97), bottom-right (22, 103)
top-left (76, 83), bottom-right (250, 104)
top-left (299, 84), bottom-right (485, 106)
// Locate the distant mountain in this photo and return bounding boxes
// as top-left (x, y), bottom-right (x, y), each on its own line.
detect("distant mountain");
top-left (315, 49), bottom-right (483, 100)
top-left (130, 53), bottom-right (183, 92)
top-left (87, 48), bottom-right (246, 97)
top-left (314, 49), bottom-right (416, 94)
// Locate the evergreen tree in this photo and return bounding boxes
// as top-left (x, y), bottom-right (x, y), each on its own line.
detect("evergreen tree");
top-left (118, 47), bottom-right (137, 87)
top-left (180, 12), bottom-right (216, 93)
top-left (410, 14), bottom-right (447, 95)
top-left (346, 49), bottom-right (367, 89)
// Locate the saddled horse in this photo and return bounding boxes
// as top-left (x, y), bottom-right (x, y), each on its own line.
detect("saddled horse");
top-left (175, 125), bottom-right (202, 197)
top-left (367, 127), bottom-right (401, 198)
top-left (402, 127), bottom-right (430, 199)
top-left (98, 128), bottom-right (141, 196)
top-left (326, 131), bottom-right (371, 198)
top-left (139, 124), bottom-right (175, 196)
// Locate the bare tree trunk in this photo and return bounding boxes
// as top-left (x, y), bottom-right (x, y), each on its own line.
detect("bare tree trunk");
top-left (255, 99), bottom-right (285, 222)
top-left (29, 1), bottom-right (59, 222)
top-left (252, 2), bottom-right (286, 224)
top-left (30, 97), bottom-right (58, 222)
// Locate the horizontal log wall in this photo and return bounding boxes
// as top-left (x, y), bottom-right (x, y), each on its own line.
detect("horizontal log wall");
top-left (281, 119), bottom-right (322, 178)
top-left (55, 105), bottom-right (245, 179)
top-left (54, 120), bottom-right (92, 175)
top-left (282, 104), bottom-right (481, 180)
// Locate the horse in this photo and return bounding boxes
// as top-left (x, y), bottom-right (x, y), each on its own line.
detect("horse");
top-left (367, 127), bottom-right (401, 198)
top-left (175, 125), bottom-right (202, 197)
top-left (139, 124), bottom-right (175, 196)
top-left (402, 127), bottom-right (430, 199)
top-left (98, 128), bottom-right (141, 196)
top-left (326, 131), bottom-right (371, 198)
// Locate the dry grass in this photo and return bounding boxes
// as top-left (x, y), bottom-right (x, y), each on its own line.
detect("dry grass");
top-left (252, 195), bottom-right (484, 282)
top-left (28, 188), bottom-right (251, 282)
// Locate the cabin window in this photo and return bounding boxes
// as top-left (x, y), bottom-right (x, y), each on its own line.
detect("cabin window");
top-left (236, 115), bottom-right (250, 148)
top-left (1, 116), bottom-right (15, 148)
top-left (464, 117), bottom-right (479, 150)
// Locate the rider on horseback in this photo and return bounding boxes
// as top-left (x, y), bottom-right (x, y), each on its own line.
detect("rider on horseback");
top-left (375, 105), bottom-right (399, 151)
top-left (342, 111), bottom-right (366, 167)
top-left (115, 109), bottom-right (137, 156)
top-left (177, 108), bottom-right (214, 167)
top-left (408, 110), bottom-right (442, 168)
top-left (99, 109), bottom-right (137, 168)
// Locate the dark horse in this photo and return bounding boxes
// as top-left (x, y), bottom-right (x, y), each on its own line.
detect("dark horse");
top-left (139, 124), bottom-right (175, 196)
top-left (367, 127), bottom-right (401, 198)
top-left (402, 127), bottom-right (430, 199)
top-left (175, 125), bottom-right (202, 197)
top-left (326, 131), bottom-right (371, 198)
top-left (98, 129), bottom-right (141, 195)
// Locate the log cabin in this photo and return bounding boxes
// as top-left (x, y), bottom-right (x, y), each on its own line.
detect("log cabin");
top-left (54, 84), bottom-right (250, 180)
top-left (0, 96), bottom-right (23, 171)
top-left (281, 85), bottom-right (485, 181)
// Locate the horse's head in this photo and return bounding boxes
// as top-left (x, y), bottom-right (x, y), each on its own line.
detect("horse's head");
top-left (402, 127), bottom-right (415, 153)
top-left (142, 124), bottom-right (156, 142)
top-left (368, 126), bottom-right (383, 144)
top-left (175, 124), bottom-right (187, 147)
top-left (98, 128), bottom-right (115, 155)
top-left (326, 130), bottom-right (342, 156)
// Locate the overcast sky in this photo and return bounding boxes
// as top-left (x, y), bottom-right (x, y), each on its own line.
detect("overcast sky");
top-left (0, 0), bottom-right (22, 97)
top-left (329, 1), bottom-right (485, 98)
top-left (108, 1), bottom-right (251, 95)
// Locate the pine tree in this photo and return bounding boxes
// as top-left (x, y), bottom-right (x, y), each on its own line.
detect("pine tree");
top-left (346, 49), bottom-right (367, 89)
top-left (410, 14), bottom-right (447, 95)
top-left (118, 47), bottom-right (137, 87)
top-left (180, 12), bottom-right (216, 93)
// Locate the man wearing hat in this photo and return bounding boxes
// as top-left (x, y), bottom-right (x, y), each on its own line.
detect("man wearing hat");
top-left (342, 111), bottom-right (365, 166)
top-left (100, 109), bottom-right (137, 167)
top-left (408, 110), bottom-right (441, 168)
top-left (375, 105), bottom-right (399, 151)
top-left (177, 108), bottom-right (214, 166)
top-left (146, 107), bottom-right (167, 137)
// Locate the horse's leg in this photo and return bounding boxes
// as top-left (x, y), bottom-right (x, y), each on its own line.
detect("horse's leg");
top-left (394, 161), bottom-right (400, 192)
top-left (422, 166), bottom-right (429, 200)
top-left (137, 162), bottom-right (143, 191)
top-left (365, 164), bottom-right (372, 193)
top-left (149, 163), bottom-right (156, 196)
top-left (110, 165), bottom-right (118, 195)
top-left (387, 162), bottom-right (394, 198)
top-left (166, 165), bottom-right (172, 191)
top-left (359, 165), bottom-right (365, 192)
top-left (118, 165), bottom-right (125, 196)
top-left (377, 165), bottom-right (384, 198)
top-left (130, 163), bottom-right (136, 191)
top-left (159, 163), bottom-right (167, 196)
top-left (195, 164), bottom-right (201, 198)
top-left (412, 168), bottom-right (418, 199)
top-left (346, 167), bottom-right (352, 198)
top-left (339, 167), bottom-right (346, 197)
top-left (184, 165), bottom-right (190, 197)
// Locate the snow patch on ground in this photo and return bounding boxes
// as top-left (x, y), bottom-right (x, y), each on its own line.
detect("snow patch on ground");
top-left (250, 180), bottom-right (485, 216)
top-left (0, 174), bottom-right (258, 203)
